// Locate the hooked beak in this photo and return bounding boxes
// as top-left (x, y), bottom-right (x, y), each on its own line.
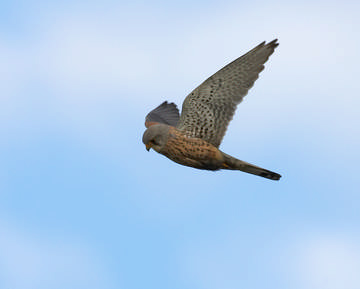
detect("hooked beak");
top-left (145, 143), bottom-right (152, 151)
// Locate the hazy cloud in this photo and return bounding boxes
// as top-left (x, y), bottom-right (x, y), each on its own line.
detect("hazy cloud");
top-left (0, 219), bottom-right (114, 289)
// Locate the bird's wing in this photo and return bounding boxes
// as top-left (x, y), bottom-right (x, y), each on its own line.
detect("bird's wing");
top-left (176, 39), bottom-right (279, 147)
top-left (145, 101), bottom-right (180, 128)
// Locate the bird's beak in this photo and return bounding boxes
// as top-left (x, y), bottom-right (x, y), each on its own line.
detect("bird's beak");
top-left (145, 143), bottom-right (152, 151)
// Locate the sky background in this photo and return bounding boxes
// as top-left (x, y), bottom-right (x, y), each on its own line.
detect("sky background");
top-left (1, 0), bottom-right (360, 288)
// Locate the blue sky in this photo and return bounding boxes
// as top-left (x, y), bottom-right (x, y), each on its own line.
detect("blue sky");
top-left (1, 0), bottom-right (360, 289)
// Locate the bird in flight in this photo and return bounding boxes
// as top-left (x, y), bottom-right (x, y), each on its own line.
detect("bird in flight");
top-left (142, 39), bottom-right (281, 180)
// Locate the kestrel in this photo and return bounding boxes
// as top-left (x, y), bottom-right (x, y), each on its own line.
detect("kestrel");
top-left (142, 39), bottom-right (281, 180)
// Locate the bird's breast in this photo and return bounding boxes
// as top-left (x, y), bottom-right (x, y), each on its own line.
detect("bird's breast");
top-left (160, 127), bottom-right (223, 170)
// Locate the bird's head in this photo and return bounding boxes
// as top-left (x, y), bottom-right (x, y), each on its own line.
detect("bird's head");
top-left (142, 124), bottom-right (170, 153)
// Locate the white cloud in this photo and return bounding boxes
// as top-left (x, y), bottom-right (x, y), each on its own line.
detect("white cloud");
top-left (3, 1), bottom-right (358, 98)
top-left (0, 219), bottom-right (114, 289)
top-left (40, 18), bottom-right (156, 92)
top-left (1, 1), bottom-right (359, 151)
top-left (179, 230), bottom-right (287, 289)
top-left (293, 233), bottom-right (360, 289)
top-left (179, 229), bottom-right (360, 289)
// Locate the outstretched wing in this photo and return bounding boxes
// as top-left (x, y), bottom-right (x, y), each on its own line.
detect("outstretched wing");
top-left (176, 39), bottom-right (279, 147)
top-left (145, 101), bottom-right (180, 128)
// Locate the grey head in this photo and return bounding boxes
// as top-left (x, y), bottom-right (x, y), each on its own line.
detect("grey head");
top-left (142, 124), bottom-right (170, 153)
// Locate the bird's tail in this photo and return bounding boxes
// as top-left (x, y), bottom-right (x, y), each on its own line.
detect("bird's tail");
top-left (221, 152), bottom-right (281, 181)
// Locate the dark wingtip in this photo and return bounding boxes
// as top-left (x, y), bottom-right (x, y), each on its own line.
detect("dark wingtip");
top-left (160, 101), bottom-right (178, 109)
top-left (267, 39), bottom-right (279, 48)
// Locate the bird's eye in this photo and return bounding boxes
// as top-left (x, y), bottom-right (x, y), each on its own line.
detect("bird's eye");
top-left (151, 139), bottom-right (159, 146)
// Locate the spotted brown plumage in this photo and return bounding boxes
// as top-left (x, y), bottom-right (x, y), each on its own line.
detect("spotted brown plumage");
top-left (161, 127), bottom-right (224, 170)
top-left (142, 40), bottom-right (281, 180)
